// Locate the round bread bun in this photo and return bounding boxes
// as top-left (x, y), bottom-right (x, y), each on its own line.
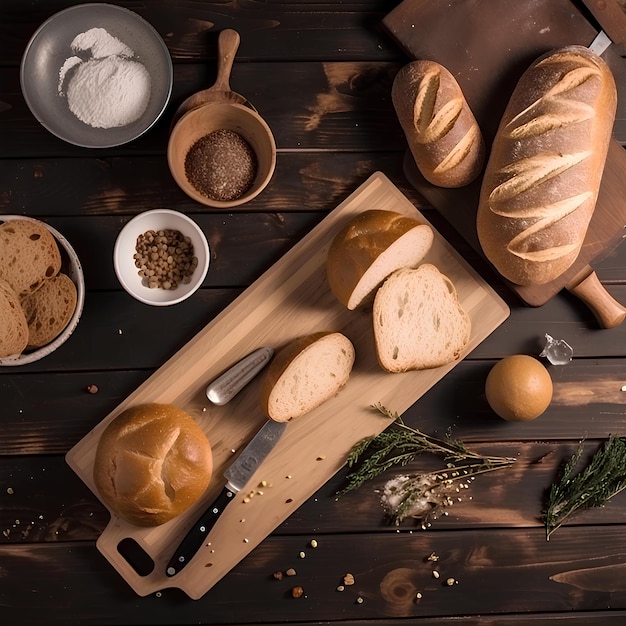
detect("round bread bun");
top-left (326, 210), bottom-right (434, 310)
top-left (485, 355), bottom-right (553, 422)
top-left (93, 403), bottom-right (213, 526)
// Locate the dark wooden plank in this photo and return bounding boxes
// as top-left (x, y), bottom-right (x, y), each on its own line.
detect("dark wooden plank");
top-left (3, 358), bottom-right (626, 454)
top-left (4, 439), bottom-right (626, 542)
top-left (0, 152), bottom-right (426, 217)
top-left (2, 527), bottom-right (626, 623)
top-left (0, 0), bottom-right (405, 66)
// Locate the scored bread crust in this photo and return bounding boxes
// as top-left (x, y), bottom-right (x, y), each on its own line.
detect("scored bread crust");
top-left (260, 332), bottom-right (355, 422)
top-left (0, 278), bottom-right (29, 358)
top-left (476, 45), bottom-right (617, 286)
top-left (93, 403), bottom-right (213, 527)
top-left (0, 219), bottom-right (62, 298)
top-left (21, 273), bottom-right (77, 349)
top-left (392, 60), bottom-right (486, 188)
top-left (327, 210), bottom-right (434, 310)
top-left (373, 264), bottom-right (471, 372)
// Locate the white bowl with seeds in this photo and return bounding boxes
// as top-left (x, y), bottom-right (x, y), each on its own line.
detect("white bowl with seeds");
top-left (114, 209), bottom-right (209, 306)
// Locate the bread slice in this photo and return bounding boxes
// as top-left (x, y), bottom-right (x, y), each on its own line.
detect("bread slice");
top-left (21, 273), bottom-right (77, 349)
top-left (0, 278), bottom-right (29, 358)
top-left (0, 219), bottom-right (62, 299)
top-left (373, 264), bottom-right (471, 372)
top-left (260, 332), bottom-right (355, 422)
top-left (327, 210), bottom-right (434, 310)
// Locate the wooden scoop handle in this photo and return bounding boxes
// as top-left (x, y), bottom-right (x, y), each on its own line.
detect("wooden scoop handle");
top-left (214, 29), bottom-right (240, 92)
top-left (567, 270), bottom-right (626, 329)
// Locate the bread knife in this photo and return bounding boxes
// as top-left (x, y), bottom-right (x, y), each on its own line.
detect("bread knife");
top-left (165, 418), bottom-right (287, 577)
top-left (581, 0), bottom-right (626, 57)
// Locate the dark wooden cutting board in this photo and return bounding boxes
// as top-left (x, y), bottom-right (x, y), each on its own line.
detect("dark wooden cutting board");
top-left (383, 0), bottom-right (626, 327)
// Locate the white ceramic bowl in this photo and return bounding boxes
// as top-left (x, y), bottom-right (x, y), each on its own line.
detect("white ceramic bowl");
top-left (0, 215), bottom-right (86, 367)
top-left (114, 209), bottom-right (210, 306)
top-left (20, 3), bottom-right (173, 148)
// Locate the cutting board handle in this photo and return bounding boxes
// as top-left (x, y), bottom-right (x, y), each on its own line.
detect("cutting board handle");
top-left (567, 270), bottom-right (626, 328)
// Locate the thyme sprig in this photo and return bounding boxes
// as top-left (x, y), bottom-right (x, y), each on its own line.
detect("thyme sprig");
top-left (339, 403), bottom-right (517, 525)
top-left (543, 435), bottom-right (626, 540)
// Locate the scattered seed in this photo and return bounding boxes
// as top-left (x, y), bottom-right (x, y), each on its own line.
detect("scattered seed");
top-left (298, 551), bottom-right (306, 559)
top-left (336, 585), bottom-right (345, 592)
top-left (243, 538), bottom-right (249, 543)
top-left (291, 585), bottom-right (304, 599)
top-left (309, 539), bottom-right (318, 548)
top-left (446, 578), bottom-right (457, 586)
top-left (285, 498), bottom-right (293, 503)
top-left (316, 455), bottom-right (326, 460)
top-left (6, 488), bottom-right (13, 495)
top-left (415, 592), bottom-right (423, 602)
top-left (356, 596), bottom-right (364, 604)
top-left (343, 573), bottom-right (355, 586)
top-left (432, 570), bottom-right (440, 579)
top-left (86, 384), bottom-right (99, 394)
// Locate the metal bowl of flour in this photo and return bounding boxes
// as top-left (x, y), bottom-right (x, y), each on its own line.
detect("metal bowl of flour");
top-left (20, 3), bottom-right (173, 148)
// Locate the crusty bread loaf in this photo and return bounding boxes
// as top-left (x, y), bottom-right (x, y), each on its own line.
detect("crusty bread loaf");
top-left (93, 403), bottom-right (213, 527)
top-left (0, 219), bottom-right (62, 298)
top-left (392, 60), bottom-right (485, 188)
top-left (21, 273), bottom-right (77, 349)
top-left (476, 46), bottom-right (617, 286)
top-left (260, 332), bottom-right (355, 422)
top-left (373, 264), bottom-right (471, 372)
top-left (327, 210), bottom-right (434, 310)
top-left (0, 278), bottom-right (29, 358)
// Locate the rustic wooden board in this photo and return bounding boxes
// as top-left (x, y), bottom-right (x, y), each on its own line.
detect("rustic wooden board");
top-left (66, 172), bottom-right (509, 599)
top-left (383, 0), bottom-right (626, 309)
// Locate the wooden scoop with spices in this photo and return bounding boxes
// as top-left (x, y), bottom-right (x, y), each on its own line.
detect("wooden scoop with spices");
top-left (170, 28), bottom-right (255, 127)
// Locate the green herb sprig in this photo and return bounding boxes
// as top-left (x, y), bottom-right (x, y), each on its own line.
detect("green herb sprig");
top-left (543, 435), bottom-right (626, 540)
top-left (339, 404), bottom-right (517, 525)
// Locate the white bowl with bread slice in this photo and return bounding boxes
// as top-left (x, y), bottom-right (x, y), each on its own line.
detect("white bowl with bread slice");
top-left (0, 215), bottom-right (85, 366)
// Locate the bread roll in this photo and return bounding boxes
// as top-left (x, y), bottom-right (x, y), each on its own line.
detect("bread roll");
top-left (327, 210), bottom-right (434, 310)
top-left (0, 219), bottom-right (61, 299)
top-left (0, 278), bottom-right (28, 358)
top-left (260, 332), bottom-right (355, 422)
top-left (373, 264), bottom-right (471, 372)
top-left (476, 46), bottom-right (617, 286)
top-left (392, 60), bottom-right (485, 188)
top-left (93, 403), bottom-right (213, 527)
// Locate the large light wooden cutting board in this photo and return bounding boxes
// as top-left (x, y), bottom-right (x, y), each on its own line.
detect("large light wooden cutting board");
top-left (66, 172), bottom-right (509, 599)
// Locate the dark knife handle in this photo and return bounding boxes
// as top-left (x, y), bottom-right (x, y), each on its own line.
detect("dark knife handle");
top-left (165, 486), bottom-right (235, 577)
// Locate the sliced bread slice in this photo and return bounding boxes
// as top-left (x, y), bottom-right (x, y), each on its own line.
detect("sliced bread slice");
top-left (327, 210), bottom-right (434, 310)
top-left (0, 278), bottom-right (29, 358)
top-left (373, 264), bottom-right (471, 372)
top-left (260, 332), bottom-right (355, 422)
top-left (0, 219), bottom-right (62, 299)
top-left (21, 273), bottom-right (77, 349)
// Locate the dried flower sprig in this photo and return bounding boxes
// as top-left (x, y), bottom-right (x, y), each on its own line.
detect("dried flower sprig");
top-left (543, 435), bottom-right (626, 540)
top-left (339, 403), bottom-right (517, 525)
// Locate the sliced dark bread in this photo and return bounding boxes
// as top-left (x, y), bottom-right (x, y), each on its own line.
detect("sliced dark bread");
top-left (0, 277), bottom-right (29, 357)
top-left (21, 273), bottom-right (77, 349)
top-left (260, 332), bottom-right (355, 422)
top-left (373, 264), bottom-right (471, 372)
top-left (0, 219), bottom-right (61, 299)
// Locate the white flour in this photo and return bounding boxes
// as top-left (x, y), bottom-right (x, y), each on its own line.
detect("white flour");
top-left (58, 27), bottom-right (151, 129)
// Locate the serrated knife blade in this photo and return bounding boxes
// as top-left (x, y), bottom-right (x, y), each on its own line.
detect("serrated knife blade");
top-left (165, 419), bottom-right (287, 577)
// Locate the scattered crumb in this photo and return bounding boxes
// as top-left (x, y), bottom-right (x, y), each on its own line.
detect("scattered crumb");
top-left (291, 586), bottom-right (304, 598)
top-left (273, 571), bottom-right (284, 580)
top-left (336, 585), bottom-right (345, 592)
top-left (343, 573), bottom-right (355, 586)
top-left (6, 488), bottom-right (13, 495)
top-left (86, 384), bottom-right (99, 394)
top-left (285, 568), bottom-right (297, 577)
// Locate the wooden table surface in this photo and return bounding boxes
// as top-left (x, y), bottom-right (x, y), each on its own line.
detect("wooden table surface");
top-left (3, 1), bottom-right (626, 624)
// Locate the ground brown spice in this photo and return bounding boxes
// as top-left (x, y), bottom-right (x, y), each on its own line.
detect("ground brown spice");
top-left (185, 129), bottom-right (257, 201)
